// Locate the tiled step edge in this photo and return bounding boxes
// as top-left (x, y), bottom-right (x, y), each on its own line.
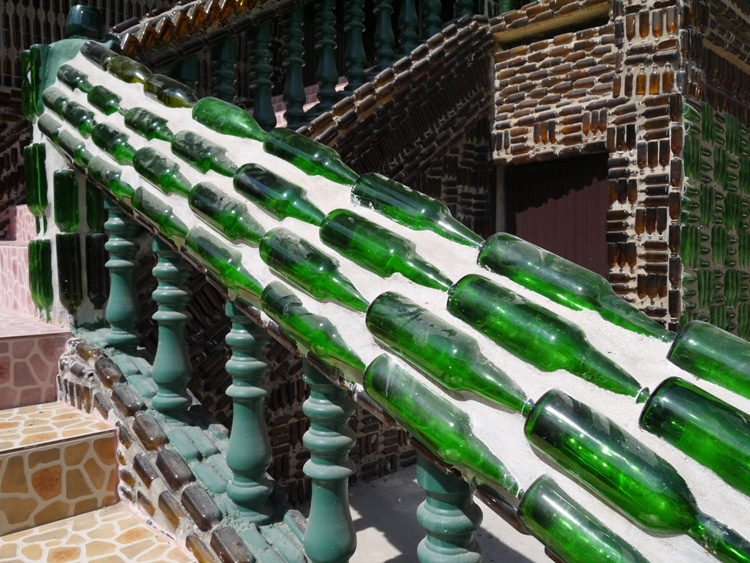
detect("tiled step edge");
top-left (0, 403), bottom-right (118, 536)
top-left (61, 336), bottom-right (308, 563)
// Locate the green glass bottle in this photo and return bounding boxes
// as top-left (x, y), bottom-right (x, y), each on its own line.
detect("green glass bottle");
top-left (57, 64), bottom-right (92, 93)
top-left (352, 173), bottom-right (484, 248)
top-left (184, 226), bottom-right (263, 307)
top-left (641, 376), bottom-right (750, 498)
top-left (87, 85), bottom-right (121, 115)
top-left (447, 275), bottom-right (645, 400)
top-left (53, 169), bottom-right (80, 233)
top-left (61, 99), bottom-right (96, 137)
top-left (188, 182), bottom-right (265, 245)
top-left (37, 114), bottom-right (62, 142)
top-left (171, 130), bottom-right (237, 176)
top-left (260, 227), bottom-right (368, 312)
top-left (320, 209), bottom-right (453, 291)
top-left (518, 475), bottom-right (650, 563)
top-left (133, 147), bottom-right (192, 196)
top-left (478, 233), bottom-right (673, 341)
top-left (42, 86), bottom-right (69, 116)
top-left (124, 107), bottom-right (175, 142)
top-left (56, 233), bottom-right (83, 313)
top-left (88, 156), bottom-right (135, 202)
top-left (263, 128), bottom-right (358, 185)
top-left (234, 163), bottom-right (326, 225)
top-left (107, 55), bottom-right (153, 84)
top-left (132, 187), bottom-right (189, 247)
top-left (525, 389), bottom-right (750, 563)
top-left (366, 291), bottom-right (532, 414)
top-left (192, 97), bottom-right (267, 142)
top-left (144, 74), bottom-right (198, 108)
top-left (81, 40), bottom-right (117, 69)
top-left (668, 320), bottom-right (750, 400)
top-left (91, 123), bottom-right (136, 165)
top-left (28, 239), bottom-right (53, 319)
top-left (364, 354), bottom-right (519, 494)
top-left (261, 281), bottom-right (365, 378)
top-left (27, 44), bottom-right (49, 117)
top-left (21, 49), bottom-right (33, 121)
top-left (57, 130), bottom-right (93, 168)
top-left (86, 179), bottom-right (106, 232)
top-left (24, 144), bottom-right (48, 233)
top-left (86, 232), bottom-right (109, 310)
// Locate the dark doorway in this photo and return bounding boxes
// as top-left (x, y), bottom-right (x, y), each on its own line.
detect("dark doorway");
top-left (505, 154), bottom-right (609, 277)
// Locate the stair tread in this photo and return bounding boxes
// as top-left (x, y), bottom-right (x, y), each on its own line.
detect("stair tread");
top-left (0, 402), bottom-right (113, 451)
top-left (0, 504), bottom-right (196, 562)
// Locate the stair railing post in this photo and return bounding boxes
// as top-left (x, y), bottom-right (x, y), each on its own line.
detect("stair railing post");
top-left (150, 236), bottom-right (193, 416)
top-left (302, 360), bottom-right (357, 563)
top-left (224, 300), bottom-right (273, 523)
top-left (373, 0), bottom-right (396, 73)
top-left (416, 451), bottom-right (483, 562)
top-left (423, 0), bottom-right (443, 39)
top-left (309, 0), bottom-right (340, 119)
top-left (344, 0), bottom-right (366, 93)
top-left (104, 199), bottom-right (141, 353)
top-left (282, 7), bottom-right (307, 130)
top-left (248, 22), bottom-right (277, 131)
top-left (212, 36), bottom-right (237, 103)
top-left (398, 0), bottom-right (419, 55)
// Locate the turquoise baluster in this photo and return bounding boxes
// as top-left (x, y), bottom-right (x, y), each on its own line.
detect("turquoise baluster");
top-left (423, 0), bottom-right (442, 39)
top-left (398, 0), bottom-right (419, 55)
top-left (282, 8), bottom-right (307, 130)
top-left (171, 55), bottom-right (200, 92)
top-left (224, 301), bottom-right (273, 523)
top-left (373, 0), bottom-right (396, 72)
top-left (212, 37), bottom-right (237, 103)
top-left (150, 236), bottom-right (193, 416)
top-left (310, 0), bottom-right (340, 118)
top-left (302, 360), bottom-right (357, 563)
top-left (456, 0), bottom-right (474, 18)
top-left (344, 0), bottom-right (366, 93)
top-left (248, 22), bottom-right (276, 131)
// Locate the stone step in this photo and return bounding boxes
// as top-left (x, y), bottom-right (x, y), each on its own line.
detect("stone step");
top-left (0, 503), bottom-right (196, 562)
top-left (0, 310), bottom-right (71, 409)
top-left (0, 402), bottom-right (118, 535)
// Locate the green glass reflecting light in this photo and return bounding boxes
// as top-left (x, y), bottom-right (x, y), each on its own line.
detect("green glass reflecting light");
top-left (81, 40), bottom-right (117, 69)
top-left (366, 291), bottom-right (531, 414)
top-left (641, 377), bottom-right (750, 497)
top-left (91, 123), bottom-right (136, 164)
top-left (479, 233), bottom-right (673, 341)
top-left (42, 87), bottom-right (69, 116)
top-left (61, 99), bottom-right (96, 137)
top-left (37, 114), bottom-right (62, 142)
top-left (171, 130), bottom-right (237, 176)
top-left (184, 226), bottom-right (263, 307)
top-left (518, 475), bottom-right (650, 563)
top-left (320, 209), bottom-right (453, 291)
top-left (260, 227), bottom-right (368, 312)
top-left (352, 173), bottom-right (483, 247)
top-left (365, 354), bottom-right (519, 495)
top-left (192, 97), bottom-right (267, 142)
top-left (56, 233), bottom-right (83, 313)
top-left (88, 156), bottom-right (135, 202)
top-left (668, 320), bottom-right (750, 400)
top-left (448, 275), bottom-right (644, 400)
top-left (88, 85), bottom-right (121, 115)
top-left (28, 239), bottom-right (53, 318)
top-left (58, 129), bottom-right (93, 168)
top-left (57, 64), bottom-right (91, 92)
top-left (144, 73), bottom-right (198, 108)
top-left (263, 128), bottom-right (358, 185)
top-left (525, 390), bottom-right (750, 563)
top-left (234, 163), bottom-right (325, 225)
top-left (188, 182), bottom-right (265, 245)
top-left (132, 187), bottom-right (188, 247)
top-left (86, 179), bottom-right (106, 232)
top-left (133, 147), bottom-right (191, 196)
top-left (107, 55), bottom-right (152, 84)
top-left (25, 143), bottom-right (48, 233)
top-left (124, 107), bottom-right (175, 142)
top-left (53, 169), bottom-right (80, 233)
top-left (261, 281), bottom-right (365, 378)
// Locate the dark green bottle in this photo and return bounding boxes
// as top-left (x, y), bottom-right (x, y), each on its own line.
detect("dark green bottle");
top-left (184, 226), bottom-right (263, 307)
top-left (525, 389), bottom-right (750, 563)
top-left (56, 233), bottom-right (83, 313)
top-left (61, 99), bottom-right (96, 137)
top-left (57, 64), bottom-right (92, 93)
top-left (81, 40), bottom-right (117, 69)
top-left (171, 130), bottom-right (237, 176)
top-left (188, 182), bottom-right (265, 245)
top-left (234, 163), bottom-right (325, 225)
top-left (260, 227), bottom-right (368, 312)
top-left (447, 275), bottom-right (645, 400)
top-left (88, 156), bottom-right (135, 203)
top-left (42, 87), bottom-right (69, 117)
top-left (133, 147), bottom-right (192, 197)
top-left (478, 233), bottom-right (673, 341)
top-left (86, 179), bottom-right (106, 232)
top-left (364, 354), bottom-right (519, 494)
top-left (28, 239), bottom-right (53, 318)
top-left (352, 173), bottom-right (484, 248)
top-left (58, 130), bottom-right (93, 168)
top-left (641, 376), bottom-right (750, 498)
top-left (124, 107), bottom-right (175, 142)
top-left (366, 292), bottom-right (532, 414)
top-left (263, 128), bottom-right (358, 185)
top-left (53, 169), bottom-right (80, 233)
top-left (37, 114), bottom-right (62, 143)
top-left (25, 144), bottom-right (48, 233)
top-left (144, 74), bottom-right (198, 108)
top-left (88, 85), bottom-right (121, 115)
top-left (26, 44), bottom-right (48, 118)
top-left (668, 320), bottom-right (750, 400)
top-left (261, 281), bottom-right (365, 377)
top-left (107, 55), bottom-right (153, 84)
top-left (192, 97), bottom-right (267, 142)
top-left (518, 475), bottom-right (650, 563)
top-left (132, 187), bottom-right (189, 247)
top-left (86, 232), bottom-right (109, 310)
top-left (320, 209), bottom-right (453, 291)
top-left (91, 123), bottom-right (136, 164)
